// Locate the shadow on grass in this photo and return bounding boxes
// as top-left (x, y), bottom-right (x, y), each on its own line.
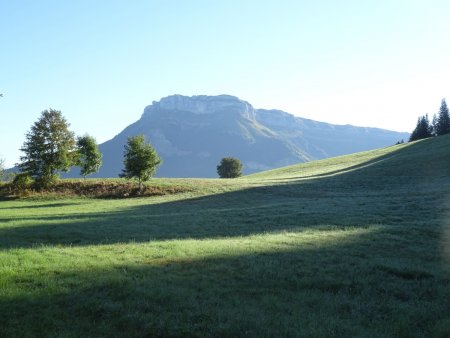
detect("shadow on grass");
top-left (0, 195), bottom-right (19, 202)
top-left (0, 202), bottom-right (83, 210)
top-left (0, 137), bottom-right (449, 250)
top-left (1, 138), bottom-right (450, 337)
top-left (1, 227), bottom-right (447, 337)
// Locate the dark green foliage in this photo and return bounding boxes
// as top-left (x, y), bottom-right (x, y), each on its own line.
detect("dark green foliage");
top-left (19, 109), bottom-right (76, 186)
top-left (435, 99), bottom-right (450, 136)
top-left (11, 172), bottom-right (33, 190)
top-left (120, 135), bottom-right (162, 189)
top-left (409, 114), bottom-right (433, 142)
top-left (76, 135), bottom-right (102, 178)
top-left (217, 157), bottom-right (243, 178)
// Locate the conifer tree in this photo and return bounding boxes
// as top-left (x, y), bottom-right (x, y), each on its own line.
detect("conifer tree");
top-left (409, 114), bottom-right (433, 142)
top-left (435, 99), bottom-right (450, 136)
top-left (431, 113), bottom-right (438, 136)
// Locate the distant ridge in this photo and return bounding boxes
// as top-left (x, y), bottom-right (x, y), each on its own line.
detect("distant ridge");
top-left (67, 95), bottom-right (409, 178)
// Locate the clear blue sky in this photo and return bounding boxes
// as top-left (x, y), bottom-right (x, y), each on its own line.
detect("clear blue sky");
top-left (1, 0), bottom-right (449, 167)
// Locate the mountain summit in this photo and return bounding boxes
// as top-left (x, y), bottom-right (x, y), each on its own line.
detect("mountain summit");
top-left (83, 95), bottom-right (409, 178)
top-left (144, 95), bottom-right (255, 120)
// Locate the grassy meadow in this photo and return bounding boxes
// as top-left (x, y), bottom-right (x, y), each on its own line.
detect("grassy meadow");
top-left (1, 135), bottom-right (450, 337)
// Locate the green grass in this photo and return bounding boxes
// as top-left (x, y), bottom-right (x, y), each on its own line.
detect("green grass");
top-left (1, 136), bottom-right (450, 337)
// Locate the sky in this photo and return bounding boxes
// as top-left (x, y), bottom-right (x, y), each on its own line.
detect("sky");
top-left (1, 0), bottom-right (449, 167)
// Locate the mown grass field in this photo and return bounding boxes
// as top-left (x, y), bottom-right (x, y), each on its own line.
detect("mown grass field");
top-left (1, 135), bottom-right (450, 337)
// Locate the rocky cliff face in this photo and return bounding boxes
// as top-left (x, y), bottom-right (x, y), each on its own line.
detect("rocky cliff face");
top-left (143, 95), bottom-right (256, 120)
top-left (66, 94), bottom-right (409, 178)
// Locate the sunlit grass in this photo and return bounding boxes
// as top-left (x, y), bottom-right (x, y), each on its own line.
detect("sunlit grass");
top-left (1, 136), bottom-right (450, 336)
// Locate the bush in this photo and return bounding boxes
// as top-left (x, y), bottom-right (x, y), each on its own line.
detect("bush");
top-left (34, 174), bottom-right (58, 189)
top-left (12, 173), bottom-right (33, 191)
top-left (6, 179), bottom-right (192, 198)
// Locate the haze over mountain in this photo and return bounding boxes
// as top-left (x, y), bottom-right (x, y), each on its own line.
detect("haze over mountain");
top-left (74, 95), bottom-right (409, 178)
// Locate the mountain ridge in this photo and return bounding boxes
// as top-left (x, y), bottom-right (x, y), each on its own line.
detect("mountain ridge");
top-left (67, 94), bottom-right (409, 178)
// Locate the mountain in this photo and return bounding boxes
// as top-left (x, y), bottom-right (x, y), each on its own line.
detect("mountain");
top-left (72, 95), bottom-right (409, 178)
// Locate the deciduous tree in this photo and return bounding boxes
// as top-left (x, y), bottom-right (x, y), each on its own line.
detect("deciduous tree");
top-left (76, 135), bottom-right (102, 179)
top-left (120, 135), bottom-right (161, 190)
top-left (0, 158), bottom-right (5, 181)
top-left (19, 109), bottom-right (76, 186)
top-left (217, 157), bottom-right (243, 178)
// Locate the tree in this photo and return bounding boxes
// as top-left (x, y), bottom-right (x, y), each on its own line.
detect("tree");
top-left (76, 135), bottom-right (102, 179)
top-left (120, 135), bottom-right (161, 190)
top-left (431, 113), bottom-right (438, 136)
top-left (435, 99), bottom-right (450, 136)
top-left (409, 114), bottom-right (433, 142)
top-left (0, 158), bottom-right (4, 181)
top-left (217, 157), bottom-right (243, 178)
top-left (0, 157), bottom-right (15, 182)
top-left (19, 109), bottom-right (76, 186)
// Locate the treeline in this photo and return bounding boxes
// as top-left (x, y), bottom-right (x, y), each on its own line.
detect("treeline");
top-left (14, 109), bottom-right (103, 188)
top-left (1, 108), bottom-right (242, 194)
top-left (409, 99), bottom-right (450, 141)
top-left (7, 109), bottom-right (162, 192)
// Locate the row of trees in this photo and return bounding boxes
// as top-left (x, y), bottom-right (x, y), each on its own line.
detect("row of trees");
top-left (13, 109), bottom-right (242, 190)
top-left (15, 109), bottom-right (164, 189)
top-left (409, 99), bottom-right (450, 141)
top-left (18, 109), bottom-right (103, 186)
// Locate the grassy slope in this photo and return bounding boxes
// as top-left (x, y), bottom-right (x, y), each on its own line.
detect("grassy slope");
top-left (1, 136), bottom-right (450, 337)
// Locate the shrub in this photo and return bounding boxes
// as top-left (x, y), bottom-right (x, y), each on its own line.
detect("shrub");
top-left (12, 173), bottom-right (33, 191)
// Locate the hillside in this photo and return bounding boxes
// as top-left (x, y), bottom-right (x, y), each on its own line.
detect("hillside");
top-left (1, 135), bottom-right (449, 336)
top-left (249, 133), bottom-right (450, 181)
top-left (66, 95), bottom-right (409, 178)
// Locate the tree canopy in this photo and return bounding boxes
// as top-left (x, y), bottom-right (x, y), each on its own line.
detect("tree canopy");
top-left (409, 115), bottom-right (433, 142)
top-left (19, 109), bottom-right (76, 186)
top-left (217, 157), bottom-right (243, 178)
top-left (120, 135), bottom-right (162, 190)
top-left (435, 99), bottom-right (450, 136)
top-left (76, 135), bottom-right (102, 178)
